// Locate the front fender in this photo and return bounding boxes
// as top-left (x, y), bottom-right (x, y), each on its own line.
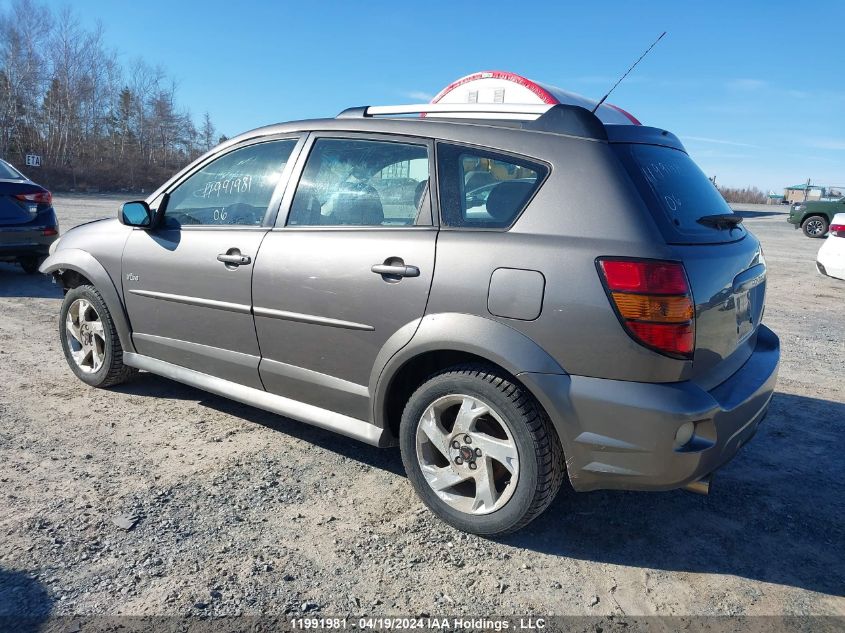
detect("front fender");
top-left (370, 312), bottom-right (566, 430)
top-left (40, 248), bottom-right (135, 354)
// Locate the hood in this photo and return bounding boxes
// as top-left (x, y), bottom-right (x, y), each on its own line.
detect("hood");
top-left (53, 217), bottom-right (131, 253)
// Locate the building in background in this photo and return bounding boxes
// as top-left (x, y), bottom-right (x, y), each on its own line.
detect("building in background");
top-left (783, 183), bottom-right (824, 204)
top-left (767, 191), bottom-right (785, 205)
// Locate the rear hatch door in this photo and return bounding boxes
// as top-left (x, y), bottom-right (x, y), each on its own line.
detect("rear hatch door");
top-left (611, 133), bottom-right (766, 383)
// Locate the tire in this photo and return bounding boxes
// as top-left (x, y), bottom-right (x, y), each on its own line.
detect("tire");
top-left (59, 285), bottom-right (136, 387)
top-left (802, 215), bottom-right (829, 238)
top-left (399, 364), bottom-right (565, 535)
top-left (19, 256), bottom-right (41, 274)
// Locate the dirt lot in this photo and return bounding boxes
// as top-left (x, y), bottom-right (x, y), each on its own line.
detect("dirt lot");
top-left (0, 196), bottom-right (843, 622)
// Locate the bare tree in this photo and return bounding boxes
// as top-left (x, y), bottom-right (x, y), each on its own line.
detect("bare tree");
top-left (718, 186), bottom-right (768, 204)
top-left (201, 111), bottom-right (215, 153)
top-left (0, 0), bottom-right (217, 191)
top-left (0, 0), bottom-right (53, 158)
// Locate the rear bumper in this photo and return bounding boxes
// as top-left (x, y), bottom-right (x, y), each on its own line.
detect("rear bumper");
top-left (520, 325), bottom-right (780, 492)
top-left (0, 228), bottom-right (57, 258)
top-left (817, 238), bottom-right (845, 280)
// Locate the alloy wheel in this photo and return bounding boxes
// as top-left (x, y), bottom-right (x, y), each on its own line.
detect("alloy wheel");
top-left (415, 394), bottom-right (519, 515)
top-left (806, 219), bottom-right (825, 236)
top-left (65, 298), bottom-right (106, 374)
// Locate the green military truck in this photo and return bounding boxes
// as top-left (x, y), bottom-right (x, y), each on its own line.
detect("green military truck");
top-left (788, 197), bottom-right (845, 237)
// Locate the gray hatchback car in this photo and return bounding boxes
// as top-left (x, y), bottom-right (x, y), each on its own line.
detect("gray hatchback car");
top-left (41, 102), bottom-right (779, 535)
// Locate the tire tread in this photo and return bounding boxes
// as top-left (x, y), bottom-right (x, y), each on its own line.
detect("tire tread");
top-left (62, 284), bottom-right (136, 387)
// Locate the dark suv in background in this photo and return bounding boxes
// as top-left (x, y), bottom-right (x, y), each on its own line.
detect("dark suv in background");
top-left (0, 158), bottom-right (59, 273)
top-left (40, 103), bottom-right (780, 535)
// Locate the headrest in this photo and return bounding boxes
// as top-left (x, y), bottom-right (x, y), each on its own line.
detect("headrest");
top-left (485, 180), bottom-right (535, 221)
top-left (330, 183), bottom-right (384, 225)
top-left (464, 170), bottom-right (496, 192)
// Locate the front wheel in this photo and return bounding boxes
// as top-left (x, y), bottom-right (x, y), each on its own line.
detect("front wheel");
top-left (59, 285), bottom-right (137, 387)
top-left (399, 364), bottom-right (565, 535)
top-left (802, 215), bottom-right (829, 238)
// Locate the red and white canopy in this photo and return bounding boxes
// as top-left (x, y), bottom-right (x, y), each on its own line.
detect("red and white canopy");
top-left (430, 70), bottom-right (640, 126)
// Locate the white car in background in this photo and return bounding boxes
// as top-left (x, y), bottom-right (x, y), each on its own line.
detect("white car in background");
top-left (816, 213), bottom-right (845, 280)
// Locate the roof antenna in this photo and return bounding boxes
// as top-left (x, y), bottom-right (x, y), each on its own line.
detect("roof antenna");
top-left (592, 31), bottom-right (666, 113)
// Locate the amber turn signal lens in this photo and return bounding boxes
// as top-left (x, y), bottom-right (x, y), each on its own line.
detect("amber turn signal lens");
top-left (611, 292), bottom-right (694, 322)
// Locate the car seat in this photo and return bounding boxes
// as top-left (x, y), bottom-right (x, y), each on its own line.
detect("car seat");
top-left (329, 182), bottom-right (384, 225)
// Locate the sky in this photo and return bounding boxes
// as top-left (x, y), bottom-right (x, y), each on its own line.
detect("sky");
top-left (28, 0), bottom-right (845, 191)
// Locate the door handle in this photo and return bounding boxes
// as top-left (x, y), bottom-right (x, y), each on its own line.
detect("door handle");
top-left (217, 251), bottom-right (252, 266)
top-left (371, 263), bottom-right (420, 278)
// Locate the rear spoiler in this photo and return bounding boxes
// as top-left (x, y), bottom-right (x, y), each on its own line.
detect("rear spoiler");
top-left (605, 125), bottom-right (686, 152)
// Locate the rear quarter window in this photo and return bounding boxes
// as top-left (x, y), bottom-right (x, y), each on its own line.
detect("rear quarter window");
top-left (436, 143), bottom-right (548, 229)
top-left (0, 161), bottom-right (25, 180)
top-left (613, 143), bottom-right (746, 244)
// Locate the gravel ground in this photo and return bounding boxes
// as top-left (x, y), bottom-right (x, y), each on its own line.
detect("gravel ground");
top-left (0, 196), bottom-right (843, 622)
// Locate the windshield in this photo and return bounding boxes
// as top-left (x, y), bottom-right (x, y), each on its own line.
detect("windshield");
top-left (0, 160), bottom-right (26, 180)
top-left (614, 143), bottom-right (746, 244)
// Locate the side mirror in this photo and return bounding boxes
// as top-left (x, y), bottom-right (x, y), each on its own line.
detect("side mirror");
top-left (119, 201), bottom-right (153, 227)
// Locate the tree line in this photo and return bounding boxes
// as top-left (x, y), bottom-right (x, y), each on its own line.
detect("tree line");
top-left (717, 186), bottom-right (769, 204)
top-left (0, 0), bottom-right (222, 192)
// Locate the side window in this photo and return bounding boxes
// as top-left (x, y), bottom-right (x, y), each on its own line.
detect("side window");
top-left (437, 143), bottom-right (547, 229)
top-left (163, 140), bottom-right (297, 228)
top-left (288, 138), bottom-right (430, 227)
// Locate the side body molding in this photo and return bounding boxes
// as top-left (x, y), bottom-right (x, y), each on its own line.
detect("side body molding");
top-left (40, 248), bottom-right (136, 354)
top-left (370, 312), bottom-right (567, 431)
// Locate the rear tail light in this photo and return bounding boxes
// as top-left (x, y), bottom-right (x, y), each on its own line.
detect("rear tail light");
top-left (15, 191), bottom-right (52, 205)
top-left (597, 258), bottom-right (695, 359)
top-left (42, 227), bottom-right (58, 236)
top-left (830, 223), bottom-right (845, 237)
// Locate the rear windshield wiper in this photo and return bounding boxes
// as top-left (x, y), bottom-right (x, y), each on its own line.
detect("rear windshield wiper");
top-left (697, 214), bottom-right (744, 230)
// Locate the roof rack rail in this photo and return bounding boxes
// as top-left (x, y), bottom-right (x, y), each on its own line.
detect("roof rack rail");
top-left (335, 103), bottom-right (607, 140)
top-left (337, 103), bottom-right (554, 119)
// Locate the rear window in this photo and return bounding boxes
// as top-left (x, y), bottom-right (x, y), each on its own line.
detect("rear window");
top-left (613, 143), bottom-right (746, 244)
top-left (0, 161), bottom-right (25, 180)
top-left (437, 143), bottom-right (547, 229)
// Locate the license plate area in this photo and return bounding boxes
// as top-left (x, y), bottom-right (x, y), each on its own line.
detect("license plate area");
top-left (732, 264), bottom-right (766, 345)
top-left (735, 289), bottom-right (755, 343)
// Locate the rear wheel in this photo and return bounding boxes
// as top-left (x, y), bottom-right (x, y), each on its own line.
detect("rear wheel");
top-left (802, 215), bottom-right (829, 238)
top-left (399, 364), bottom-right (565, 535)
top-left (59, 285), bottom-right (136, 387)
top-left (18, 256), bottom-right (41, 274)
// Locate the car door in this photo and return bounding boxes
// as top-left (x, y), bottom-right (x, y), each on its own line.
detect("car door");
top-left (252, 133), bottom-right (437, 421)
top-left (122, 137), bottom-right (303, 389)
